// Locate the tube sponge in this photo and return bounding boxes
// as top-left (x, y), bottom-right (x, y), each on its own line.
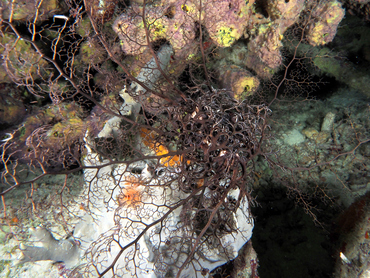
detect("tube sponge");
top-left (204, 0), bottom-right (254, 47)
top-left (219, 64), bottom-right (260, 100)
top-left (307, 0), bottom-right (345, 46)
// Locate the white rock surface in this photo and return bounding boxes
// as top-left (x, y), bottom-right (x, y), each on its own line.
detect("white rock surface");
top-left (76, 145), bottom-right (254, 277)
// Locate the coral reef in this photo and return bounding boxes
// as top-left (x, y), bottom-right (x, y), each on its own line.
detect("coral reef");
top-left (1, 0), bottom-right (368, 278)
